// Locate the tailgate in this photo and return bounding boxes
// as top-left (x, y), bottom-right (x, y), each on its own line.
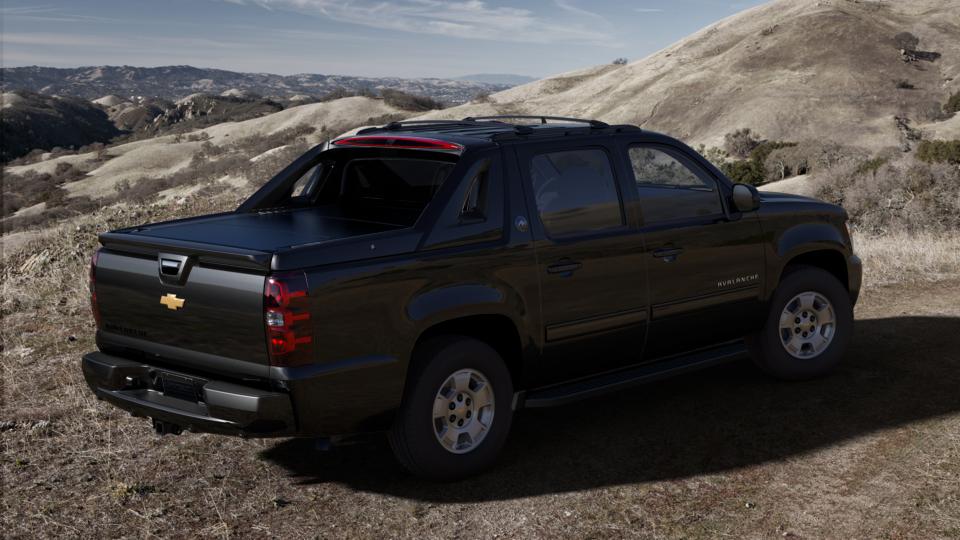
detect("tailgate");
top-left (94, 247), bottom-right (270, 378)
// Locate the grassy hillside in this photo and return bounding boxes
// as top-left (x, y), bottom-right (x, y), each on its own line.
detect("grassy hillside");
top-left (1, 91), bottom-right (121, 162)
top-left (1, 96), bottom-right (406, 241)
top-left (422, 0), bottom-right (960, 151)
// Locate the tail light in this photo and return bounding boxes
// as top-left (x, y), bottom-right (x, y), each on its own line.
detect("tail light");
top-left (263, 272), bottom-right (313, 367)
top-left (90, 249), bottom-right (101, 328)
top-left (332, 136), bottom-right (463, 153)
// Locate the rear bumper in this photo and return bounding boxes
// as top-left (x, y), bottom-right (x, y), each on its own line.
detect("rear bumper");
top-left (82, 352), bottom-right (296, 437)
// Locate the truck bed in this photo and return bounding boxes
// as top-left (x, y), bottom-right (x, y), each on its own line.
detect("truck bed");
top-left (126, 207), bottom-right (407, 252)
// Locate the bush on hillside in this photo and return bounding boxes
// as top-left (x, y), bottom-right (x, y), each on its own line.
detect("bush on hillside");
top-left (319, 87), bottom-right (376, 102)
top-left (695, 145), bottom-right (727, 168)
top-left (719, 138), bottom-right (798, 185)
top-left (944, 92), bottom-right (960, 115)
top-left (380, 89), bottom-right (445, 112)
top-left (612, 58), bottom-right (628, 65)
top-left (721, 159), bottom-right (765, 186)
top-left (723, 128), bottom-right (761, 159)
top-left (816, 158), bottom-right (960, 233)
top-left (916, 139), bottom-right (960, 164)
top-left (893, 31), bottom-right (920, 51)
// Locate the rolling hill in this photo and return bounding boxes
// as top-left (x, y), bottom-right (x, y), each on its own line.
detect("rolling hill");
top-left (1, 91), bottom-right (120, 162)
top-left (0, 65), bottom-right (510, 105)
top-left (423, 0), bottom-right (960, 152)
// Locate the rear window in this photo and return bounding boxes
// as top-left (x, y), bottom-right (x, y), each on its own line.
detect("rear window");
top-left (343, 158), bottom-right (454, 208)
top-left (267, 153), bottom-right (457, 228)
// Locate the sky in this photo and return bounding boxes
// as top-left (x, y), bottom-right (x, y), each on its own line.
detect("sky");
top-left (1, 0), bottom-right (767, 79)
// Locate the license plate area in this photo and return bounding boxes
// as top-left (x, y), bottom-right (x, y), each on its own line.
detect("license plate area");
top-left (159, 372), bottom-right (205, 402)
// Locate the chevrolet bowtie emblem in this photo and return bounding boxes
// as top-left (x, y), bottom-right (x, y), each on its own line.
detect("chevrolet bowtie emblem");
top-left (160, 293), bottom-right (185, 311)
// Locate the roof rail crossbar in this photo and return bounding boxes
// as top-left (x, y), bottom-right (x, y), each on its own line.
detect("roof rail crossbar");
top-left (384, 119), bottom-right (480, 129)
top-left (463, 115), bottom-right (609, 129)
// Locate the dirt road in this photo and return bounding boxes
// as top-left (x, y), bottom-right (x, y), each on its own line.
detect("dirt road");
top-left (3, 280), bottom-right (959, 538)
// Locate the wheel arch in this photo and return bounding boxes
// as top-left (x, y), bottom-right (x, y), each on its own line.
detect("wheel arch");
top-left (780, 249), bottom-right (849, 290)
top-left (412, 314), bottom-right (527, 391)
top-left (772, 222), bottom-right (853, 295)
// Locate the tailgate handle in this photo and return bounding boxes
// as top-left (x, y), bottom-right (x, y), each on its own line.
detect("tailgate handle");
top-left (160, 259), bottom-right (181, 275)
top-left (158, 253), bottom-right (192, 285)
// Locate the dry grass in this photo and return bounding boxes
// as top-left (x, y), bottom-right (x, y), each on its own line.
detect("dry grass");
top-left (855, 231), bottom-right (960, 286)
top-left (2, 187), bottom-right (960, 537)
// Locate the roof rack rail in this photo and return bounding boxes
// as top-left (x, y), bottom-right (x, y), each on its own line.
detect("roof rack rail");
top-left (385, 119), bottom-right (481, 129)
top-left (463, 115), bottom-right (609, 129)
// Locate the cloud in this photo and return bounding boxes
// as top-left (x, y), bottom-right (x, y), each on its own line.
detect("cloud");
top-left (216, 0), bottom-right (618, 45)
top-left (3, 32), bottom-right (242, 50)
top-left (0, 5), bottom-right (124, 23)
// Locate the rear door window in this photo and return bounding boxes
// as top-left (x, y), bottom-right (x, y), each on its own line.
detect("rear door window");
top-left (529, 148), bottom-right (624, 237)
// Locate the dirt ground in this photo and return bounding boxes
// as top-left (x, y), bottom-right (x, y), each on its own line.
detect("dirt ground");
top-left (2, 277), bottom-right (959, 539)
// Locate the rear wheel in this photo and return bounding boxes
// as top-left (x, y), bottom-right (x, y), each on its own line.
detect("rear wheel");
top-left (389, 336), bottom-right (513, 480)
top-left (748, 265), bottom-right (853, 380)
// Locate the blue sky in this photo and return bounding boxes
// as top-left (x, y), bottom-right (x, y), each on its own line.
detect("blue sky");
top-left (2, 1), bottom-right (766, 79)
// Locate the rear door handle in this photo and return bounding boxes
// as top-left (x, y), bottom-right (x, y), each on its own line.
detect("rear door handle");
top-left (547, 260), bottom-right (583, 275)
top-left (653, 247), bottom-right (684, 261)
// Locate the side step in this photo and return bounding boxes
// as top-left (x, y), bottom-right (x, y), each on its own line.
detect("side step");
top-left (517, 342), bottom-right (748, 409)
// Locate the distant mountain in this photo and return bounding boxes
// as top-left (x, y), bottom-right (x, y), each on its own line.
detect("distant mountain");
top-left (0, 65), bottom-right (512, 105)
top-left (100, 93), bottom-right (285, 135)
top-left (455, 74), bottom-right (537, 86)
top-left (1, 91), bottom-right (120, 162)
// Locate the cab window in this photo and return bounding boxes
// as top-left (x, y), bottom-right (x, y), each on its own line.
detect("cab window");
top-left (530, 148), bottom-right (624, 237)
top-left (628, 146), bottom-right (723, 224)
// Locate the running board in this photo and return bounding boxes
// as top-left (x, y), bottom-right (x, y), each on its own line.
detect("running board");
top-left (516, 342), bottom-right (748, 409)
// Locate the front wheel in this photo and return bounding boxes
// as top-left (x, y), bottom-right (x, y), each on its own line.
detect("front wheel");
top-left (747, 265), bottom-right (853, 380)
top-left (388, 336), bottom-right (513, 480)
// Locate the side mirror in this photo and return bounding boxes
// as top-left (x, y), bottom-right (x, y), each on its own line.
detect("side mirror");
top-left (732, 183), bottom-right (761, 213)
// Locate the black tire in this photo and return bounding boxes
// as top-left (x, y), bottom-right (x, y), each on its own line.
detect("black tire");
top-left (388, 336), bottom-right (513, 480)
top-left (747, 265), bottom-right (853, 380)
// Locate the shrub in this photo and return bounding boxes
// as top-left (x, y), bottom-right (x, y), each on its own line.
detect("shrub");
top-left (472, 92), bottom-right (492, 103)
top-left (723, 128), bottom-right (761, 159)
top-left (612, 57), bottom-right (628, 65)
top-left (815, 158), bottom-right (960, 233)
top-left (695, 145), bottom-right (727, 168)
top-left (185, 131), bottom-right (211, 142)
top-left (855, 156), bottom-right (889, 176)
top-left (721, 159), bottom-right (765, 186)
top-left (894, 31), bottom-right (919, 51)
top-left (944, 92), bottom-right (960, 115)
top-left (895, 79), bottom-right (915, 90)
top-left (916, 139), bottom-right (960, 164)
top-left (53, 162), bottom-right (85, 182)
top-left (319, 87), bottom-right (376, 101)
top-left (380, 89), bottom-right (444, 112)
top-left (720, 139), bottom-right (797, 184)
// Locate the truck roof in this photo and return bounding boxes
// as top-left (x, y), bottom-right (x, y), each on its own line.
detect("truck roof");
top-left (351, 115), bottom-right (646, 149)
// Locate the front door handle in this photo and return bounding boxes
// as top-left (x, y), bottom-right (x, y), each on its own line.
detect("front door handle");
top-left (547, 260), bottom-right (583, 276)
top-left (652, 247), bottom-right (684, 262)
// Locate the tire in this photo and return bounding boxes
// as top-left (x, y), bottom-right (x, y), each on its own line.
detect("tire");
top-left (388, 336), bottom-right (514, 480)
top-left (747, 265), bottom-right (853, 380)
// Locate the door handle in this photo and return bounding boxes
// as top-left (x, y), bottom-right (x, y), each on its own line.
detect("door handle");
top-left (652, 247), bottom-right (684, 262)
top-left (547, 260), bottom-right (583, 275)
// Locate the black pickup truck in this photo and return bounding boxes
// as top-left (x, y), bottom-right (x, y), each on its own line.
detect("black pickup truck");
top-left (83, 116), bottom-right (861, 479)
